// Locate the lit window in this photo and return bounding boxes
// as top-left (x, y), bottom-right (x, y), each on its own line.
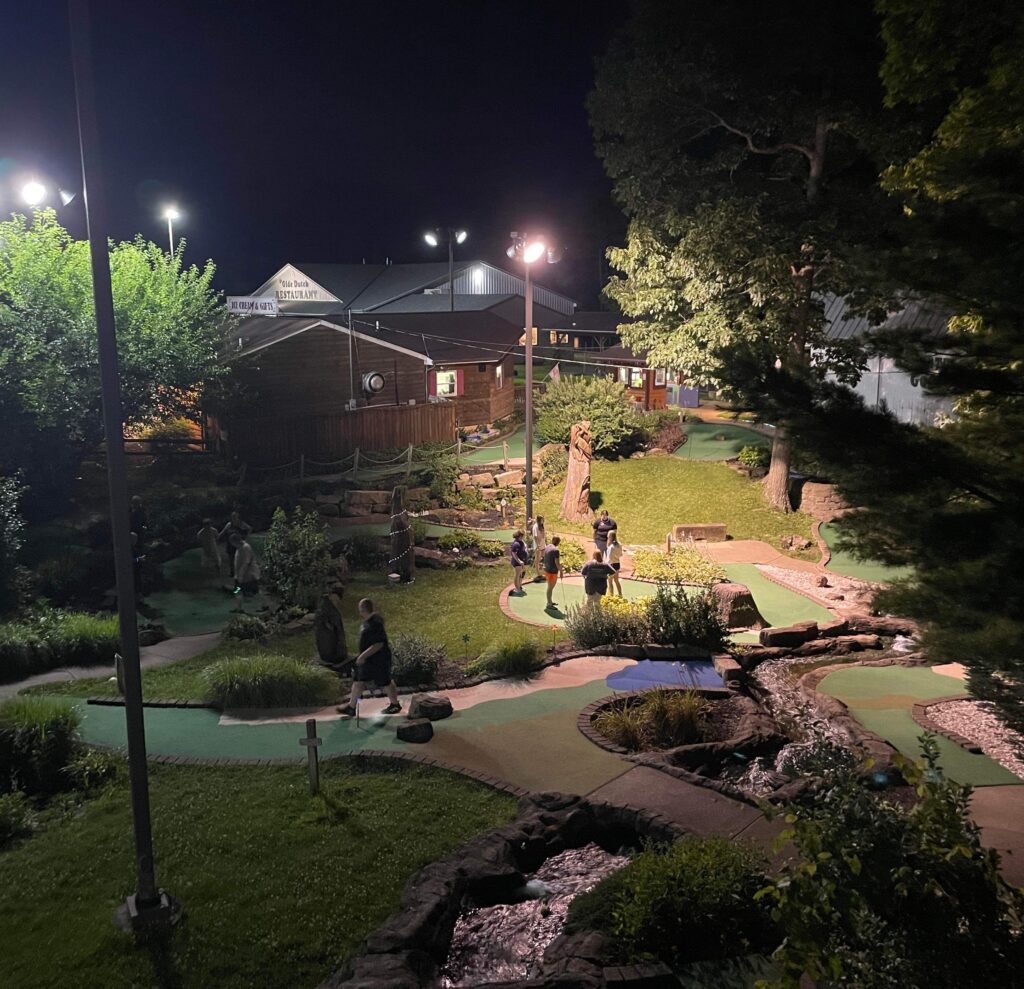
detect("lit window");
top-left (618, 367), bottom-right (629, 384)
top-left (436, 370), bottom-right (458, 396)
top-left (629, 368), bottom-right (644, 389)
top-left (495, 364), bottom-right (504, 390)
top-left (654, 367), bottom-right (666, 386)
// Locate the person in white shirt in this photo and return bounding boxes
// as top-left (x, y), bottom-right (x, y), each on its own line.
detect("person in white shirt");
top-left (530, 515), bottom-right (546, 582)
top-left (605, 532), bottom-right (623, 596)
top-left (230, 534), bottom-right (261, 596)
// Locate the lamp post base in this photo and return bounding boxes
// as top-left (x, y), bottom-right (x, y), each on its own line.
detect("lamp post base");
top-left (115, 890), bottom-right (182, 933)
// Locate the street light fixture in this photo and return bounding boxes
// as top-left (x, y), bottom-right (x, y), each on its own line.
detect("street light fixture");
top-left (423, 227), bottom-right (468, 311)
top-left (507, 231), bottom-right (562, 521)
top-left (162, 205), bottom-right (180, 257)
top-left (21, 180), bottom-right (47, 206)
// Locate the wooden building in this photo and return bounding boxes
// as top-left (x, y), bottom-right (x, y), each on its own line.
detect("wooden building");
top-left (600, 342), bottom-right (673, 412)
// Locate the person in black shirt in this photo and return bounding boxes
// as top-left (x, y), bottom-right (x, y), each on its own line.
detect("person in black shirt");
top-left (581, 550), bottom-right (614, 608)
top-left (337, 598), bottom-right (402, 717)
top-left (592, 509), bottom-right (617, 554)
top-left (219, 510), bottom-right (253, 572)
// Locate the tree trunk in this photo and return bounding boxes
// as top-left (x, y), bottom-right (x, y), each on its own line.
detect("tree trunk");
top-left (763, 426), bottom-right (793, 512)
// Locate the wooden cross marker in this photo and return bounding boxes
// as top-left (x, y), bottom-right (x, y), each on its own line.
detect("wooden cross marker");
top-left (299, 718), bottom-right (322, 795)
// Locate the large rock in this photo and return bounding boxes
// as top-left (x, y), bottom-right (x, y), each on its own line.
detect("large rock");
top-left (712, 654), bottom-right (743, 682)
top-left (348, 490), bottom-right (391, 512)
top-left (781, 534), bottom-right (814, 551)
top-left (316, 493), bottom-right (345, 507)
top-left (470, 472), bottom-right (496, 488)
top-left (797, 481), bottom-right (849, 522)
top-left (408, 694), bottom-right (453, 721)
top-left (671, 523), bottom-right (727, 542)
top-left (710, 581), bottom-right (767, 629)
top-left (494, 469), bottom-right (523, 487)
top-left (759, 621), bottom-right (819, 647)
top-left (396, 718), bottom-right (434, 743)
top-left (414, 547), bottom-right (450, 569)
top-left (317, 502), bottom-right (341, 518)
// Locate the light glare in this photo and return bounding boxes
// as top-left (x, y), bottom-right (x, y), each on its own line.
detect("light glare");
top-left (522, 240), bottom-right (546, 264)
top-left (455, 229), bottom-right (468, 244)
top-left (22, 181), bottom-right (47, 206)
top-left (424, 231), bottom-right (439, 247)
top-left (162, 205), bottom-right (181, 221)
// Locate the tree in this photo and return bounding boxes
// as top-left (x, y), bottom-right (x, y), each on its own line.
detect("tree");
top-left (534, 375), bottom-right (644, 456)
top-left (0, 210), bottom-right (230, 515)
top-left (0, 475), bottom-right (26, 615)
top-left (589, 0), bottom-right (900, 509)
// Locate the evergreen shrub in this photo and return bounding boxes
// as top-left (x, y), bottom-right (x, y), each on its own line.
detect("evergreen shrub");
top-left (391, 634), bottom-right (445, 686)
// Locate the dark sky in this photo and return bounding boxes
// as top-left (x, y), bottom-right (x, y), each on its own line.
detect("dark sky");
top-left (1, 0), bottom-right (627, 305)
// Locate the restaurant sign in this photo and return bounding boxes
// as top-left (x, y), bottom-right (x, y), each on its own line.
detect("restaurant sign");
top-left (227, 295), bottom-right (279, 317)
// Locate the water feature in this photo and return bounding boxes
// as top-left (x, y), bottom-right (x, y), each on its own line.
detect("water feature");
top-left (438, 843), bottom-right (629, 987)
top-left (606, 659), bottom-right (725, 692)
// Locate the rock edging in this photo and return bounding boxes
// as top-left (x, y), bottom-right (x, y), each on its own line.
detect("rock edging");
top-left (911, 695), bottom-right (983, 753)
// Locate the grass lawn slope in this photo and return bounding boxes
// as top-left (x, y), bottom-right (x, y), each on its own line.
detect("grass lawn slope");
top-left (0, 761), bottom-right (515, 989)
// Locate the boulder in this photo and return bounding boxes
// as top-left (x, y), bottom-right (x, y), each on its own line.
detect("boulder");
top-left (781, 534), bottom-right (814, 551)
top-left (406, 486), bottom-right (431, 503)
top-left (408, 693), bottom-right (453, 721)
top-left (396, 718), bottom-right (434, 743)
top-left (647, 447), bottom-right (669, 456)
top-left (316, 493), bottom-right (345, 507)
top-left (494, 469), bottom-right (523, 487)
top-left (712, 654), bottom-right (743, 682)
top-left (414, 546), bottom-right (450, 569)
top-left (470, 472), bottom-right (496, 488)
top-left (818, 618), bottom-right (850, 638)
top-left (296, 497), bottom-right (318, 513)
top-left (759, 621), bottom-right (819, 647)
top-left (710, 581), bottom-right (767, 629)
top-left (671, 523), bottom-right (728, 542)
top-left (317, 502), bottom-right (341, 518)
top-left (455, 478), bottom-right (475, 491)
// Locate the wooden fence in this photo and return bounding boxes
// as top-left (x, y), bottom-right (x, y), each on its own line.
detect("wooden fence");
top-left (226, 402), bottom-right (457, 465)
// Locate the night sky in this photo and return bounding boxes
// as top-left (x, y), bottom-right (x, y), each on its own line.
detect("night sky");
top-left (1, 0), bottom-right (627, 305)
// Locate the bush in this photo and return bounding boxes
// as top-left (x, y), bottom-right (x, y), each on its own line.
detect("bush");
top-left (64, 747), bottom-right (122, 792)
top-left (468, 636), bottom-right (544, 678)
top-left (454, 485), bottom-right (487, 510)
top-left (0, 610), bottom-right (119, 685)
top-left (262, 507), bottom-right (332, 610)
top-left (476, 539), bottom-right (506, 559)
top-left (203, 653), bottom-right (336, 708)
top-left (642, 410), bottom-right (686, 452)
top-left (0, 474), bottom-right (26, 615)
top-left (565, 836), bottom-right (775, 966)
top-left (0, 696), bottom-right (81, 796)
top-left (632, 548), bottom-right (726, 584)
top-left (409, 519), bottom-right (429, 545)
top-left (438, 529), bottom-right (480, 553)
top-left (737, 444), bottom-right (771, 469)
top-left (564, 596), bottom-right (651, 649)
top-left (646, 584), bottom-right (728, 650)
top-left (535, 376), bottom-right (646, 456)
top-left (139, 416), bottom-right (195, 449)
top-left (0, 791), bottom-right (34, 848)
top-left (391, 634), bottom-right (446, 686)
top-left (556, 539), bottom-right (586, 572)
top-left (226, 612), bottom-right (270, 641)
top-left (594, 688), bottom-right (710, 751)
top-left (538, 445), bottom-right (568, 488)
top-left (338, 534), bottom-right (387, 572)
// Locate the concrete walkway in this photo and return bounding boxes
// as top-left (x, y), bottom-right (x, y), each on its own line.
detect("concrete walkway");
top-left (0, 632), bottom-right (220, 700)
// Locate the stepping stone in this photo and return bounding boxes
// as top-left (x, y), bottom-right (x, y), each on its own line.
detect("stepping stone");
top-left (408, 693), bottom-right (453, 721)
top-left (396, 718), bottom-right (434, 743)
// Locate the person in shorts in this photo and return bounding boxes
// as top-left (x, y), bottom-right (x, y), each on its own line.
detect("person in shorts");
top-left (592, 509), bottom-right (617, 555)
top-left (605, 532), bottom-right (623, 596)
top-left (543, 536), bottom-right (563, 610)
top-left (230, 533), bottom-right (261, 596)
top-left (531, 515), bottom-right (546, 581)
top-left (510, 529), bottom-right (530, 593)
top-left (337, 598), bottom-right (401, 717)
top-left (581, 550), bottom-right (614, 608)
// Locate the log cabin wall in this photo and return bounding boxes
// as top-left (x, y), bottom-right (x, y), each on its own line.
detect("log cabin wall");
top-left (449, 355), bottom-right (515, 428)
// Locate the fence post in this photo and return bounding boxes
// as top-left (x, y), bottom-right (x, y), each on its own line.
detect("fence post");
top-left (405, 443), bottom-right (413, 480)
top-left (352, 447), bottom-right (360, 483)
top-left (456, 436), bottom-right (462, 463)
top-left (299, 453), bottom-right (305, 482)
top-left (503, 440), bottom-right (509, 472)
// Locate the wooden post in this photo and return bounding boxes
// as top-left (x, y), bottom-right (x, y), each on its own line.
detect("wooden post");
top-left (666, 532), bottom-right (673, 554)
top-left (352, 447), bottom-right (360, 482)
top-left (299, 453), bottom-right (305, 482)
top-left (456, 436), bottom-right (462, 463)
top-left (299, 718), bottom-right (322, 796)
top-left (503, 440), bottom-right (509, 472)
top-left (405, 443), bottom-right (414, 480)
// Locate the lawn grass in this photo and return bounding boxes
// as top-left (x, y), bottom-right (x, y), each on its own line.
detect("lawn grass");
top-left (537, 458), bottom-right (816, 550)
top-left (33, 564), bottom-right (563, 702)
top-left (0, 760), bottom-right (515, 989)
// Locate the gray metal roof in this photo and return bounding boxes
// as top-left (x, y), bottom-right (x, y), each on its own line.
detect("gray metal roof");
top-left (568, 311), bottom-right (629, 334)
top-left (370, 293), bottom-right (515, 313)
top-left (821, 293), bottom-right (951, 341)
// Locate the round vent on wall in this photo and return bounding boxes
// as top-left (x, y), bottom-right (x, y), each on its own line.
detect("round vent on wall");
top-left (362, 371), bottom-right (386, 397)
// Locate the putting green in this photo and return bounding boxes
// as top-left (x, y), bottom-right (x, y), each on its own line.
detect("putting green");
top-left (723, 564), bottom-right (834, 629)
top-left (73, 676), bottom-right (630, 794)
top-left (460, 425), bottom-right (540, 465)
top-left (143, 540), bottom-right (276, 637)
top-left (505, 577), bottom-right (659, 625)
top-left (819, 665), bottom-right (1021, 786)
top-left (673, 422), bottom-right (768, 461)
top-left (820, 523), bottom-right (914, 584)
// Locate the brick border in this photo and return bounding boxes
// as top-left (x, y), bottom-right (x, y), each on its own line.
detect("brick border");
top-left (911, 694), bottom-right (983, 753)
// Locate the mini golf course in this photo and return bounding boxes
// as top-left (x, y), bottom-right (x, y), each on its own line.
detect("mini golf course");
top-left (819, 665), bottom-right (1022, 786)
top-left (460, 425), bottom-right (540, 465)
top-left (820, 523), bottom-right (914, 584)
top-left (673, 422), bottom-right (769, 461)
top-left (330, 521), bottom-right (517, 542)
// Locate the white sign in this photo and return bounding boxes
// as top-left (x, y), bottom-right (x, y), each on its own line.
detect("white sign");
top-left (228, 295), bottom-right (278, 317)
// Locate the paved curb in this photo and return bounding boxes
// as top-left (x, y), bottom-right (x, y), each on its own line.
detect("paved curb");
top-left (911, 694), bottom-right (983, 753)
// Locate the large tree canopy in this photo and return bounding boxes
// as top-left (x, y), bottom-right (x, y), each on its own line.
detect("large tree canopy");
top-left (0, 210), bottom-right (229, 513)
top-left (589, 0), bottom-right (901, 509)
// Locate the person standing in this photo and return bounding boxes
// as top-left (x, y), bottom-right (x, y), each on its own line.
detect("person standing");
top-left (592, 509), bottom-right (617, 555)
top-left (337, 598), bottom-right (402, 717)
top-left (230, 533), bottom-right (261, 596)
top-left (220, 510), bottom-right (253, 571)
top-left (581, 550), bottom-right (614, 609)
top-left (531, 515), bottom-right (546, 581)
top-left (197, 518), bottom-right (224, 573)
top-left (510, 529), bottom-right (530, 594)
top-left (605, 532), bottom-right (623, 596)
top-left (543, 536), bottom-right (564, 611)
top-left (129, 495), bottom-right (148, 548)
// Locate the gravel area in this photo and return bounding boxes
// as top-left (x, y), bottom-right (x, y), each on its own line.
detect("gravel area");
top-left (758, 563), bottom-right (875, 612)
top-left (928, 699), bottom-right (1024, 782)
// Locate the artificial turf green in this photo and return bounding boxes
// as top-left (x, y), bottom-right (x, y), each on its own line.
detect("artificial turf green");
top-left (722, 564), bottom-right (834, 629)
top-left (820, 523), bottom-right (914, 584)
top-left (672, 422), bottom-right (770, 461)
top-left (460, 424), bottom-right (539, 464)
top-left (819, 665), bottom-right (1021, 787)
top-left (0, 761), bottom-right (515, 989)
top-left (536, 458), bottom-right (816, 550)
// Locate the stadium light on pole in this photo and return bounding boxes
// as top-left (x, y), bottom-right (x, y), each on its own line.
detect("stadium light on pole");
top-left (423, 227), bottom-right (468, 311)
top-left (162, 205), bottom-right (180, 257)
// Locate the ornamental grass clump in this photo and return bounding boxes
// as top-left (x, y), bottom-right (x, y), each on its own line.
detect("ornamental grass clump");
top-left (391, 634), bottom-right (445, 686)
top-left (594, 688), bottom-right (709, 751)
top-left (0, 696), bottom-right (81, 796)
top-left (203, 653), bottom-right (336, 708)
top-left (468, 636), bottom-right (543, 679)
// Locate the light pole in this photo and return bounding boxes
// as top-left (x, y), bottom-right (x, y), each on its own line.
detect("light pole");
top-left (162, 205), bottom-right (180, 257)
top-left (424, 227), bottom-right (468, 311)
top-left (69, 0), bottom-right (178, 931)
top-left (507, 232), bottom-right (561, 521)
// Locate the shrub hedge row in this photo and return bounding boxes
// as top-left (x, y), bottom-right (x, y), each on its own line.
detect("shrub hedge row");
top-left (0, 611), bottom-right (119, 684)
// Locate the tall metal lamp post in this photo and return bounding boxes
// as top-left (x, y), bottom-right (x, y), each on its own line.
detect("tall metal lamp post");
top-left (162, 205), bottom-right (180, 257)
top-left (69, 0), bottom-right (179, 931)
top-left (507, 232), bottom-right (561, 521)
top-left (424, 227), bottom-right (468, 311)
